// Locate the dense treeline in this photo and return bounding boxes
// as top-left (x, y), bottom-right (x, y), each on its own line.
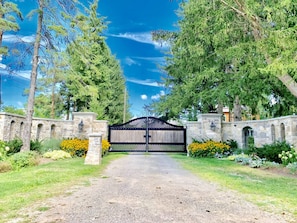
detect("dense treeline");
top-left (152, 0), bottom-right (297, 120)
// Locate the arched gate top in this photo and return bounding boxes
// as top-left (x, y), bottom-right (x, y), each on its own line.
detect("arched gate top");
top-left (110, 116), bottom-right (184, 129)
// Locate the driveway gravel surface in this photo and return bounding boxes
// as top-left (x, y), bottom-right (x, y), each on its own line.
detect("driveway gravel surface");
top-left (13, 153), bottom-right (290, 223)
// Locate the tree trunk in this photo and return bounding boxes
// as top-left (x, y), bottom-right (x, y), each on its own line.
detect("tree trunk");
top-left (50, 77), bottom-right (56, 119)
top-left (277, 74), bottom-right (297, 98)
top-left (21, 0), bottom-right (44, 151)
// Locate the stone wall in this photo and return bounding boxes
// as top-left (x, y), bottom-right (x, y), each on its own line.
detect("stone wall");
top-left (186, 114), bottom-right (297, 149)
top-left (1, 111), bottom-right (297, 150)
top-left (0, 112), bottom-right (108, 142)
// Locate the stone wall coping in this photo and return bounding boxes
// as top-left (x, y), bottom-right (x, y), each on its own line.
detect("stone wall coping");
top-left (89, 133), bottom-right (103, 137)
top-left (94, 120), bottom-right (109, 124)
top-left (224, 115), bottom-right (297, 125)
top-left (73, 112), bottom-right (97, 117)
top-left (0, 112), bottom-right (25, 118)
top-left (33, 117), bottom-right (72, 122)
top-left (0, 112), bottom-right (73, 123)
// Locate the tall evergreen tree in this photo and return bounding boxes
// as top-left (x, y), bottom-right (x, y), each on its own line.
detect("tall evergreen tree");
top-left (152, 0), bottom-right (297, 119)
top-left (64, 0), bottom-right (129, 124)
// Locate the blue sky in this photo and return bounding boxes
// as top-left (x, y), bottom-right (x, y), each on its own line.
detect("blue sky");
top-left (0, 0), bottom-right (180, 117)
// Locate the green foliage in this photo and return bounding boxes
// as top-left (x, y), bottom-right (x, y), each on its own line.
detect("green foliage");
top-left (0, 141), bottom-right (9, 161)
top-left (151, 0), bottom-right (297, 118)
top-left (5, 138), bottom-right (22, 155)
top-left (279, 149), bottom-right (297, 166)
top-left (59, 0), bottom-right (130, 124)
top-left (248, 141), bottom-right (291, 163)
top-left (0, 1), bottom-right (23, 57)
top-left (188, 140), bottom-right (231, 157)
top-left (8, 151), bottom-right (39, 170)
top-left (230, 153), bottom-right (264, 168)
top-left (224, 139), bottom-right (238, 150)
top-left (43, 150), bottom-right (71, 160)
top-left (1, 106), bottom-right (25, 115)
top-left (40, 138), bottom-right (63, 154)
top-left (247, 137), bottom-right (255, 149)
top-left (30, 139), bottom-right (43, 153)
top-left (233, 154), bottom-right (252, 165)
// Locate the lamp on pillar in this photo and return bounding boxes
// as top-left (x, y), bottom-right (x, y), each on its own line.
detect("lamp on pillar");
top-left (210, 121), bottom-right (216, 131)
top-left (78, 120), bottom-right (84, 133)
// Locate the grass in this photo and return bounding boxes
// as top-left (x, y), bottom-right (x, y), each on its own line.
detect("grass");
top-left (171, 154), bottom-right (297, 221)
top-left (0, 153), bottom-right (126, 223)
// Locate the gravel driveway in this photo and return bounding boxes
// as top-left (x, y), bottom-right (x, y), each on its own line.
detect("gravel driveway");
top-left (18, 153), bottom-right (288, 223)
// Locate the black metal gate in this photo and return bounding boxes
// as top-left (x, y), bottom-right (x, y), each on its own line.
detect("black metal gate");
top-left (108, 117), bottom-right (186, 152)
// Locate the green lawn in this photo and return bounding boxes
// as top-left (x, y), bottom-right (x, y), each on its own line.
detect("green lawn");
top-left (171, 154), bottom-right (297, 221)
top-left (0, 153), bottom-right (126, 222)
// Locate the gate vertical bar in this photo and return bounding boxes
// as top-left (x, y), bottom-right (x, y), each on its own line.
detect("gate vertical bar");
top-left (145, 116), bottom-right (149, 152)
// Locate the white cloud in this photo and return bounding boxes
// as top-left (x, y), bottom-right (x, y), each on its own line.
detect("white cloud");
top-left (0, 55), bottom-right (6, 69)
top-left (127, 78), bottom-right (164, 87)
top-left (141, 94), bottom-right (147, 100)
top-left (0, 63), bottom-right (7, 69)
top-left (124, 57), bottom-right (140, 66)
top-left (133, 56), bottom-right (165, 63)
top-left (151, 90), bottom-right (165, 100)
top-left (3, 34), bottom-right (35, 43)
top-left (109, 32), bottom-right (170, 49)
top-left (147, 68), bottom-right (164, 74)
top-left (17, 101), bottom-right (24, 107)
top-left (15, 70), bottom-right (31, 79)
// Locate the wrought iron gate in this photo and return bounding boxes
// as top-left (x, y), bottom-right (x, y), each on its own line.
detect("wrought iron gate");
top-left (108, 117), bottom-right (186, 152)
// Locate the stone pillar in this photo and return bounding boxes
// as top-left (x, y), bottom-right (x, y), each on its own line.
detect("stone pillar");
top-left (197, 113), bottom-right (222, 141)
top-left (84, 133), bottom-right (102, 165)
top-left (72, 112), bottom-right (97, 138)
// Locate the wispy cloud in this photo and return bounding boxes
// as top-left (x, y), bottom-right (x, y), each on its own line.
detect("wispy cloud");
top-left (133, 56), bottom-right (165, 63)
top-left (17, 70), bottom-right (31, 79)
top-left (147, 68), bottom-right (164, 74)
top-left (123, 56), bottom-right (166, 67)
top-left (109, 32), bottom-right (170, 49)
top-left (3, 34), bottom-right (35, 43)
top-left (127, 78), bottom-right (164, 87)
top-left (0, 55), bottom-right (7, 69)
top-left (124, 57), bottom-right (141, 66)
top-left (0, 66), bottom-right (32, 80)
top-left (151, 90), bottom-right (165, 100)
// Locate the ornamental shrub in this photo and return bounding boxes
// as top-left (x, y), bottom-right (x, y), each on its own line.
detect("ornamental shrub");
top-left (43, 150), bottom-right (71, 160)
top-left (40, 138), bottom-right (62, 154)
top-left (278, 149), bottom-right (297, 166)
top-left (8, 151), bottom-right (39, 170)
top-left (102, 139), bottom-right (111, 155)
top-left (5, 138), bottom-right (22, 155)
top-left (60, 138), bottom-right (110, 157)
top-left (30, 139), bottom-right (43, 153)
top-left (60, 138), bottom-right (89, 157)
top-left (0, 140), bottom-right (9, 161)
top-left (188, 140), bottom-right (231, 157)
top-left (248, 141), bottom-right (291, 163)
